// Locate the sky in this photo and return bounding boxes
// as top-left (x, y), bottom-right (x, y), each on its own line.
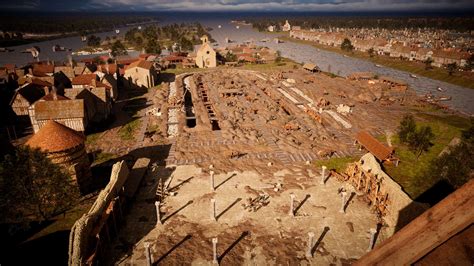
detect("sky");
top-left (1, 0), bottom-right (474, 12)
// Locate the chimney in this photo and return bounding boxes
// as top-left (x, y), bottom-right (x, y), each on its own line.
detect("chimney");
top-left (105, 62), bottom-right (110, 74)
top-left (68, 55), bottom-right (73, 67)
top-left (52, 86), bottom-right (58, 100)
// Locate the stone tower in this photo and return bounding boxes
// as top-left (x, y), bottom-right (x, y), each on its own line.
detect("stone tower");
top-left (26, 120), bottom-right (92, 194)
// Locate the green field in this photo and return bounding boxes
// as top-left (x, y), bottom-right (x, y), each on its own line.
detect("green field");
top-left (281, 36), bottom-right (474, 89)
top-left (384, 112), bottom-right (471, 199)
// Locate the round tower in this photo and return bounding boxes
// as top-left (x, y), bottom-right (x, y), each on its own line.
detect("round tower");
top-left (25, 120), bottom-right (92, 194)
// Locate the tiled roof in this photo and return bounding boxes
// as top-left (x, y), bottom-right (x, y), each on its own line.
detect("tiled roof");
top-left (14, 84), bottom-right (46, 104)
top-left (356, 131), bottom-right (394, 161)
top-left (72, 74), bottom-right (97, 85)
top-left (33, 64), bottom-right (54, 74)
top-left (126, 60), bottom-right (153, 70)
top-left (26, 120), bottom-right (85, 153)
top-left (34, 99), bottom-right (85, 121)
top-left (31, 78), bottom-right (52, 87)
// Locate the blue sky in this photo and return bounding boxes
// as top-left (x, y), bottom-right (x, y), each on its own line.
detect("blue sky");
top-left (1, 0), bottom-right (473, 11)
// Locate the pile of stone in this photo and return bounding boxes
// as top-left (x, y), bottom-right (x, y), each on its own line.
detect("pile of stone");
top-left (242, 193), bottom-right (270, 212)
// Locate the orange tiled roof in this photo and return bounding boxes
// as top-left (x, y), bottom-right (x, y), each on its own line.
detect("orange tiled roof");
top-left (126, 60), bottom-right (153, 70)
top-left (72, 74), bottom-right (97, 85)
top-left (26, 120), bottom-right (85, 153)
top-left (33, 64), bottom-right (54, 74)
top-left (356, 131), bottom-right (394, 161)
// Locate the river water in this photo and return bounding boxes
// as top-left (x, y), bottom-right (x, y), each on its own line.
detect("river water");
top-left (1, 17), bottom-right (473, 114)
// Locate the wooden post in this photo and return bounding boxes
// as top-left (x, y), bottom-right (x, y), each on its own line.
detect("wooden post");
top-left (355, 179), bottom-right (474, 265)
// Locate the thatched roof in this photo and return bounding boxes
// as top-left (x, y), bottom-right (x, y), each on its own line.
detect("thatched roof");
top-left (26, 120), bottom-right (84, 153)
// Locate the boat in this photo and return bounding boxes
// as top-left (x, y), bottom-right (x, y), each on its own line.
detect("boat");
top-left (375, 64), bottom-right (382, 68)
top-left (437, 87), bottom-right (444, 92)
top-left (23, 46), bottom-right (40, 59)
top-left (438, 96), bottom-right (452, 101)
top-left (115, 29), bottom-right (120, 34)
top-left (274, 38), bottom-right (284, 44)
top-left (410, 74), bottom-right (417, 78)
top-left (343, 55), bottom-right (348, 58)
top-left (218, 25), bottom-right (222, 29)
top-left (52, 44), bottom-right (67, 52)
top-left (260, 38), bottom-right (270, 42)
top-left (236, 26), bottom-right (240, 29)
top-left (81, 36), bottom-right (87, 42)
top-left (0, 47), bottom-right (14, 52)
top-left (138, 26), bottom-right (142, 30)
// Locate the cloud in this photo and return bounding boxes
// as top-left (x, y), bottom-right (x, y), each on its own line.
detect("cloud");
top-left (85, 0), bottom-right (474, 11)
top-left (0, 0), bottom-right (472, 11)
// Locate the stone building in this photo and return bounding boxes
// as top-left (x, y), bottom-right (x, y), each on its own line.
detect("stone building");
top-left (124, 60), bottom-right (157, 89)
top-left (282, 20), bottom-right (291, 32)
top-left (196, 35), bottom-right (217, 68)
top-left (25, 120), bottom-right (92, 193)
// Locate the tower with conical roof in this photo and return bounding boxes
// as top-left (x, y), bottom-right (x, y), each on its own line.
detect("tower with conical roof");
top-left (26, 120), bottom-right (92, 193)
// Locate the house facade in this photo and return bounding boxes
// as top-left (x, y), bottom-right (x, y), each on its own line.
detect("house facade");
top-left (124, 60), bottom-right (157, 89)
top-left (196, 35), bottom-right (217, 68)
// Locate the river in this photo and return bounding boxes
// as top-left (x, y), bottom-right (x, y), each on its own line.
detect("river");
top-left (1, 17), bottom-right (473, 114)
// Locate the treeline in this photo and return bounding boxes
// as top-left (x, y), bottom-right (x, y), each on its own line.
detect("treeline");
top-left (0, 13), bottom-right (157, 34)
top-left (251, 16), bottom-right (474, 32)
top-left (124, 22), bottom-right (213, 53)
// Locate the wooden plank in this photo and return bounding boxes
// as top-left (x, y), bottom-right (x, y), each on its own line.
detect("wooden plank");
top-left (355, 179), bottom-right (474, 266)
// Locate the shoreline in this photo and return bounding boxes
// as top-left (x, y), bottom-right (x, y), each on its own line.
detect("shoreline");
top-left (278, 35), bottom-right (474, 90)
top-left (1, 20), bottom-right (160, 48)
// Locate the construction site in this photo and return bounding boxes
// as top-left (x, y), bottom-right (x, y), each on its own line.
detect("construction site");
top-left (105, 68), bottom-right (426, 264)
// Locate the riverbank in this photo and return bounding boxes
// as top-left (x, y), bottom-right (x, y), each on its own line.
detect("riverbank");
top-left (280, 36), bottom-right (474, 90)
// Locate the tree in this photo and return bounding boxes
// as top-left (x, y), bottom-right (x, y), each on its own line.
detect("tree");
top-left (424, 57), bottom-right (433, 70)
top-left (179, 37), bottom-right (194, 52)
top-left (340, 38), bottom-right (354, 52)
top-left (0, 146), bottom-right (79, 224)
top-left (398, 114), bottom-right (416, 143)
top-left (408, 126), bottom-right (435, 159)
top-left (275, 50), bottom-right (282, 63)
top-left (87, 35), bottom-right (101, 47)
top-left (367, 47), bottom-right (375, 57)
top-left (446, 62), bottom-right (457, 76)
top-left (225, 51), bottom-right (237, 62)
top-left (145, 38), bottom-right (161, 54)
top-left (465, 54), bottom-right (474, 71)
top-left (424, 120), bottom-right (474, 189)
top-left (398, 114), bottom-right (434, 159)
top-left (135, 36), bottom-right (143, 46)
top-left (111, 40), bottom-right (127, 57)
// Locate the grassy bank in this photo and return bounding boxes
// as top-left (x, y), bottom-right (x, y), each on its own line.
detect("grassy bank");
top-left (384, 112), bottom-right (471, 199)
top-left (119, 119), bottom-right (141, 141)
top-left (161, 58), bottom-right (299, 76)
top-left (281, 36), bottom-right (474, 89)
top-left (315, 156), bottom-right (358, 173)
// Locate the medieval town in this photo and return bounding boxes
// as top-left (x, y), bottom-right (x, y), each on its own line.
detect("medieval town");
top-left (0, 6), bottom-right (473, 266)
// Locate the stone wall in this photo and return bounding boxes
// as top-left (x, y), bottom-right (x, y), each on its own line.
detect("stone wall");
top-left (68, 160), bottom-right (129, 266)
